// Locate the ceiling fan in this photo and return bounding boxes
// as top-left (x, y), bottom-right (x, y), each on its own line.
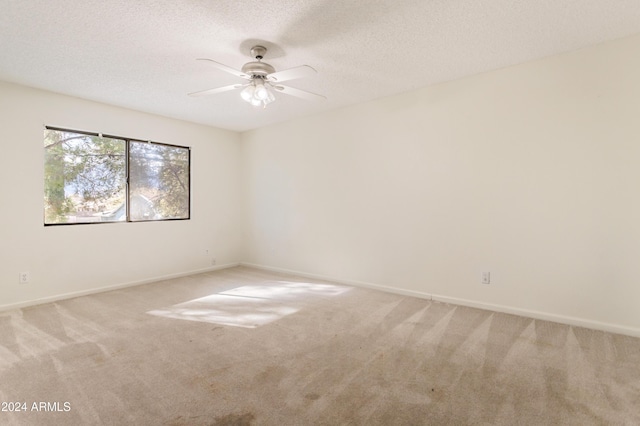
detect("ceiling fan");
top-left (189, 45), bottom-right (326, 108)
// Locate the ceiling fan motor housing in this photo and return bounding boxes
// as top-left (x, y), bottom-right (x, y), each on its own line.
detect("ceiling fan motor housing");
top-left (242, 46), bottom-right (274, 77)
top-left (241, 61), bottom-right (275, 77)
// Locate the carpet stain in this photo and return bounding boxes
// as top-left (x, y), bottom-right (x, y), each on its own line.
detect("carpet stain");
top-left (211, 412), bottom-right (255, 426)
top-left (305, 393), bottom-right (320, 400)
top-left (208, 381), bottom-right (226, 394)
top-left (255, 365), bottom-right (287, 384)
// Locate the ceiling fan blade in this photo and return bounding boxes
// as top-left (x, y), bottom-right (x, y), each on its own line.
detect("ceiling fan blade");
top-left (196, 58), bottom-right (249, 79)
top-left (188, 84), bottom-right (244, 97)
top-left (274, 85), bottom-right (326, 101)
top-left (268, 65), bottom-right (317, 83)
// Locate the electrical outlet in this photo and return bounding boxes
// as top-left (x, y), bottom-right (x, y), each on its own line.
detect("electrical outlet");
top-left (481, 272), bottom-right (490, 285)
top-left (19, 272), bottom-right (30, 284)
top-left (211, 257), bottom-right (217, 266)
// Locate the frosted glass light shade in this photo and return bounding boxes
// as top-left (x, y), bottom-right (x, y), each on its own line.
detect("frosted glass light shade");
top-left (254, 84), bottom-right (268, 100)
top-left (240, 85), bottom-right (255, 102)
top-left (241, 78), bottom-right (276, 107)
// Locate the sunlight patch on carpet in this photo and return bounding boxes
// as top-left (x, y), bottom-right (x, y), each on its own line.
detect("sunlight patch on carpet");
top-left (147, 281), bottom-right (351, 328)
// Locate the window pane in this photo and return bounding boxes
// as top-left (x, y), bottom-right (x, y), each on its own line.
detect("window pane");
top-left (129, 141), bottom-right (190, 221)
top-left (44, 130), bottom-right (126, 224)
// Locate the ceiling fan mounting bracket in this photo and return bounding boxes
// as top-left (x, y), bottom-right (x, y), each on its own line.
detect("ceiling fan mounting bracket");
top-left (250, 45), bottom-right (267, 60)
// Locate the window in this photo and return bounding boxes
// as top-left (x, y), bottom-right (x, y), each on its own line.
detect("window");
top-left (44, 127), bottom-right (190, 225)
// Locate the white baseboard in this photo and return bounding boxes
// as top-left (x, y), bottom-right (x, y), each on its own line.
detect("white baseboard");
top-left (431, 294), bottom-right (640, 338)
top-left (240, 262), bottom-right (640, 338)
top-left (239, 262), bottom-right (434, 300)
top-left (5, 261), bottom-right (639, 338)
top-left (0, 262), bottom-right (239, 313)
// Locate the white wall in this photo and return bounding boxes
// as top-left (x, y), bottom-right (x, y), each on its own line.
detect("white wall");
top-left (0, 81), bottom-right (242, 309)
top-left (241, 34), bottom-right (640, 335)
top-left (3, 34), bottom-right (640, 336)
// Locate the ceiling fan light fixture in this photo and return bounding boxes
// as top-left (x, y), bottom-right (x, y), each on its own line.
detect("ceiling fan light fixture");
top-left (240, 85), bottom-right (255, 102)
top-left (261, 92), bottom-right (275, 107)
top-left (249, 97), bottom-right (263, 107)
top-left (240, 77), bottom-right (276, 107)
top-left (254, 80), bottom-right (269, 100)
top-left (266, 89), bottom-right (276, 103)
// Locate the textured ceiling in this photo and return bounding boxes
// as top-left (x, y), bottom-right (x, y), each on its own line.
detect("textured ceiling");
top-left (2, 1), bottom-right (640, 132)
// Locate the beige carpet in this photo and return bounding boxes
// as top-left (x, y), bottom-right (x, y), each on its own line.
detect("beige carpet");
top-left (0, 266), bottom-right (639, 425)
